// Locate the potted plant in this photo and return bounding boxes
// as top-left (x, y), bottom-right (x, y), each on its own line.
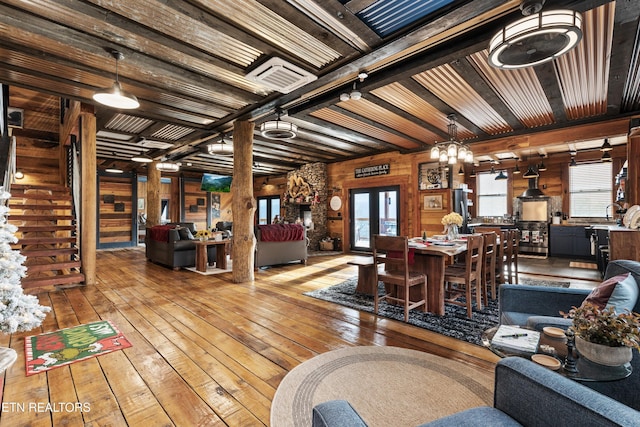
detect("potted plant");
top-left (563, 303), bottom-right (640, 366)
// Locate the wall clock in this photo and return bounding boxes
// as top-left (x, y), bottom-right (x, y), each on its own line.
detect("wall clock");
top-left (330, 196), bottom-right (342, 211)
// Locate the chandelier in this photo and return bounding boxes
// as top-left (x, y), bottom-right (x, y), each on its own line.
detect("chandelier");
top-left (260, 109), bottom-right (297, 140)
top-left (207, 134), bottom-right (233, 156)
top-left (488, 1), bottom-right (582, 69)
top-left (430, 114), bottom-right (473, 164)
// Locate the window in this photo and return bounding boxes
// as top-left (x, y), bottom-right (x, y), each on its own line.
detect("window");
top-left (257, 196), bottom-right (281, 224)
top-left (477, 172), bottom-right (508, 216)
top-left (569, 162), bottom-right (612, 218)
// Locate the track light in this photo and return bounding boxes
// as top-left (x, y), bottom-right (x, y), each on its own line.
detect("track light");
top-left (92, 50), bottom-right (140, 109)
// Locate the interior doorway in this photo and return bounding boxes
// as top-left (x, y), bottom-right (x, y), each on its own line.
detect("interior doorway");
top-left (350, 185), bottom-right (399, 251)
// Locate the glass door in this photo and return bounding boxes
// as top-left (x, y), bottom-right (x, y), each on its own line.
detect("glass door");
top-left (350, 186), bottom-right (399, 251)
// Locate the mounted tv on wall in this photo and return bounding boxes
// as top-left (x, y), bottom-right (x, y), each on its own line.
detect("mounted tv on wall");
top-left (201, 173), bottom-right (232, 192)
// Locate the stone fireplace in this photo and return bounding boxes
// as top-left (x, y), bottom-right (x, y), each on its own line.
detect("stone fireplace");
top-left (283, 163), bottom-right (327, 251)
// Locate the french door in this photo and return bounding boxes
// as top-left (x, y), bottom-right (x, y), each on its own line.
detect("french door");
top-left (350, 185), bottom-right (400, 251)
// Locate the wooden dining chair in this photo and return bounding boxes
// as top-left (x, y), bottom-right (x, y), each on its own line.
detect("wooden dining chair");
top-left (372, 235), bottom-right (427, 322)
top-left (443, 234), bottom-right (484, 318)
top-left (480, 231), bottom-right (497, 304)
top-left (474, 227), bottom-right (505, 285)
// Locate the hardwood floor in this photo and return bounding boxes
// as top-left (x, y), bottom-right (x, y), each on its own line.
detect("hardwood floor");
top-left (2, 248), bottom-right (501, 426)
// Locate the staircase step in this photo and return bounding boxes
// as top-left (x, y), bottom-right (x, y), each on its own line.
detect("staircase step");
top-left (15, 225), bottom-right (76, 232)
top-left (9, 193), bottom-right (72, 201)
top-left (22, 273), bottom-right (85, 289)
top-left (11, 184), bottom-right (69, 193)
top-left (20, 248), bottom-right (78, 257)
top-left (9, 214), bottom-right (75, 221)
top-left (9, 203), bottom-right (72, 210)
top-left (25, 261), bottom-right (82, 273)
top-left (14, 237), bottom-right (77, 246)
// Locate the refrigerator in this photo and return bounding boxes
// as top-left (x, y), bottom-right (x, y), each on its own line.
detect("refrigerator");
top-left (453, 189), bottom-right (471, 234)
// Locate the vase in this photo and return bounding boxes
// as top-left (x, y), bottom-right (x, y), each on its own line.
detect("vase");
top-left (446, 224), bottom-right (459, 241)
top-left (574, 335), bottom-right (633, 366)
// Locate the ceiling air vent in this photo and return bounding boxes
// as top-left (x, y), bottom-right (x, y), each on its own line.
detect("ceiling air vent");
top-left (246, 57), bottom-right (317, 94)
top-left (136, 138), bottom-right (173, 150)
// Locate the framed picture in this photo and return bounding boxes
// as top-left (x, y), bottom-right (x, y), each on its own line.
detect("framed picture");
top-left (137, 198), bottom-right (144, 210)
top-left (196, 197), bottom-right (205, 206)
top-left (114, 202), bottom-right (125, 212)
top-left (211, 194), bottom-right (220, 218)
top-left (424, 194), bottom-right (443, 211)
top-left (189, 204), bottom-right (199, 213)
top-left (103, 194), bottom-right (115, 204)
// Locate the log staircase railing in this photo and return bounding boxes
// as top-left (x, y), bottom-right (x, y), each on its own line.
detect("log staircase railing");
top-left (8, 183), bottom-right (84, 289)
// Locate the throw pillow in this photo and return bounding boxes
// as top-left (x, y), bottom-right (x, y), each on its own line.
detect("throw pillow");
top-left (581, 273), bottom-right (638, 313)
top-left (177, 227), bottom-right (195, 240)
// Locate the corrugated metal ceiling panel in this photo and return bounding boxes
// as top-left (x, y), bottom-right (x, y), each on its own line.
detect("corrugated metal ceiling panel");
top-left (311, 108), bottom-right (421, 150)
top-left (468, 50), bottom-right (554, 129)
top-left (555, 2), bottom-right (614, 120)
top-left (338, 98), bottom-right (436, 142)
top-left (105, 115), bottom-right (154, 134)
top-left (195, 0), bottom-right (341, 68)
top-left (413, 64), bottom-right (513, 135)
top-left (151, 125), bottom-right (196, 141)
top-left (621, 24), bottom-right (640, 112)
top-left (371, 82), bottom-right (475, 139)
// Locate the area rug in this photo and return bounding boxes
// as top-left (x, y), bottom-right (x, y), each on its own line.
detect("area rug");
top-left (270, 346), bottom-right (494, 427)
top-left (24, 320), bottom-right (132, 376)
top-left (304, 277), bottom-right (570, 346)
top-left (519, 277), bottom-right (570, 288)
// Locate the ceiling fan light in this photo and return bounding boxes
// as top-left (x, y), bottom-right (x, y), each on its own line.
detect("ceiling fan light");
top-left (156, 162), bottom-right (180, 172)
top-left (488, 9), bottom-right (583, 69)
top-left (260, 119), bottom-right (298, 139)
top-left (430, 146), bottom-right (440, 159)
top-left (207, 139), bottom-right (233, 156)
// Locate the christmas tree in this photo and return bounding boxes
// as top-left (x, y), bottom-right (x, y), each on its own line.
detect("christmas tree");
top-left (0, 188), bottom-right (50, 333)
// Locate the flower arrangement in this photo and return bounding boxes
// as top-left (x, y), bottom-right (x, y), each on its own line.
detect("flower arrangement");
top-left (562, 303), bottom-right (640, 350)
top-left (194, 229), bottom-right (211, 240)
top-left (441, 212), bottom-right (463, 227)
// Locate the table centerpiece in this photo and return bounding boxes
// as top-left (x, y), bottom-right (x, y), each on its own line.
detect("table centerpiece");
top-left (441, 212), bottom-right (463, 240)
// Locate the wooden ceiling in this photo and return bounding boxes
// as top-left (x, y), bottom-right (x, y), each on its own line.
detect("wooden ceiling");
top-left (2, 0), bottom-right (639, 176)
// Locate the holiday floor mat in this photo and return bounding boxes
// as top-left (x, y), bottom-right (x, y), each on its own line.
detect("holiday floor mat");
top-left (24, 320), bottom-right (132, 376)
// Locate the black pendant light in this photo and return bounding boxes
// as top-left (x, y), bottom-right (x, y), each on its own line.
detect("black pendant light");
top-left (495, 170), bottom-right (508, 180)
top-left (469, 169), bottom-right (477, 178)
top-left (523, 165), bottom-right (539, 178)
top-left (513, 158), bottom-right (521, 174)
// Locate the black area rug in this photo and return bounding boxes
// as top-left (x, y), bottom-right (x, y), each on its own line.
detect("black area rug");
top-left (304, 277), bottom-right (571, 346)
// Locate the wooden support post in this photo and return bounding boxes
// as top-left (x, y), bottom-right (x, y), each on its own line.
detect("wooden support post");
top-left (231, 120), bottom-right (256, 283)
top-left (628, 127), bottom-right (639, 207)
top-left (147, 162), bottom-right (161, 227)
top-left (79, 105), bottom-right (96, 285)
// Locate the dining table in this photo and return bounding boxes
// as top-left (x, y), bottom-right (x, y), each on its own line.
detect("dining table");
top-left (409, 238), bottom-right (468, 316)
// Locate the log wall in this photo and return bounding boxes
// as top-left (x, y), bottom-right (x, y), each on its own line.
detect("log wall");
top-left (99, 175), bottom-right (134, 244)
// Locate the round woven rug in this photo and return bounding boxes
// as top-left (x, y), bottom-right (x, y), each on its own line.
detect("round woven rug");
top-left (270, 346), bottom-right (495, 427)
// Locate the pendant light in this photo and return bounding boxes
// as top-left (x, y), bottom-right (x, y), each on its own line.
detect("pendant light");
top-left (600, 138), bottom-right (613, 151)
top-left (523, 165), bottom-right (539, 178)
top-left (156, 161), bottom-right (180, 172)
top-left (601, 151), bottom-right (612, 162)
top-left (469, 169), bottom-right (477, 178)
top-left (92, 50), bottom-right (140, 110)
top-left (495, 170), bottom-right (508, 180)
top-left (458, 166), bottom-right (464, 175)
top-left (513, 158), bottom-right (521, 174)
top-left (430, 114), bottom-right (473, 164)
top-left (132, 152), bottom-right (153, 163)
top-left (537, 154), bottom-right (547, 171)
top-left (569, 151), bottom-right (578, 168)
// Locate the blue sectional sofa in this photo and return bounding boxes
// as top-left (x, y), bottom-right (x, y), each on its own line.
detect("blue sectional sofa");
top-left (499, 259), bottom-right (640, 410)
top-left (312, 357), bottom-right (639, 426)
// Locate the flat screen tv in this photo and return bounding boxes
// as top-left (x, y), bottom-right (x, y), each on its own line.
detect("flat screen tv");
top-left (201, 173), bottom-right (232, 192)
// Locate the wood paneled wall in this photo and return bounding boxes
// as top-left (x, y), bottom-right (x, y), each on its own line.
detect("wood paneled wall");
top-left (98, 175), bottom-right (133, 244)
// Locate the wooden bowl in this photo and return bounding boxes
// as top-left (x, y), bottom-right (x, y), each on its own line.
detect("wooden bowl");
top-left (542, 327), bottom-right (566, 339)
top-left (531, 354), bottom-right (561, 370)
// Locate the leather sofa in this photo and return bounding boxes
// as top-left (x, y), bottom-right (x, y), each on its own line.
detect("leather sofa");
top-left (255, 224), bottom-right (307, 268)
top-left (215, 221), bottom-right (233, 239)
top-left (499, 259), bottom-right (640, 410)
top-left (145, 222), bottom-right (216, 269)
top-left (312, 357), bottom-right (639, 426)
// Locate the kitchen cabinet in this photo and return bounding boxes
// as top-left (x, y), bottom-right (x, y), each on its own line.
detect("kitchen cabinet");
top-left (549, 225), bottom-right (592, 258)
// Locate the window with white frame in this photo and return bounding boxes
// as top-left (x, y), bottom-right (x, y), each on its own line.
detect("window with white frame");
top-left (569, 162), bottom-right (612, 218)
top-left (477, 172), bottom-right (508, 216)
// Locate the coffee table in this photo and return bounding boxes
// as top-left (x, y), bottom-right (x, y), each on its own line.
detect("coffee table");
top-left (482, 326), bottom-right (632, 382)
